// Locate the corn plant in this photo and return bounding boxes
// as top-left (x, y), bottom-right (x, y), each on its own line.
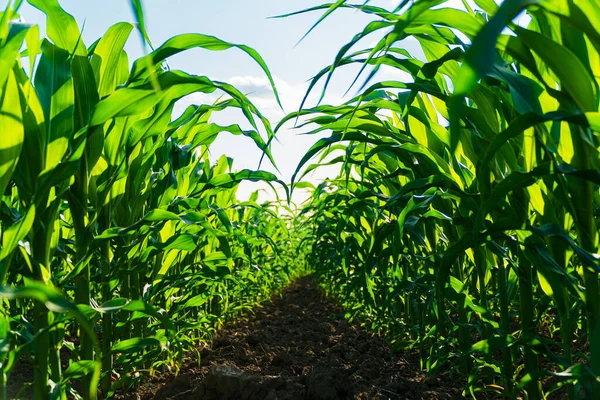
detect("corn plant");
top-left (0, 0), bottom-right (307, 398)
top-left (282, 0), bottom-right (600, 398)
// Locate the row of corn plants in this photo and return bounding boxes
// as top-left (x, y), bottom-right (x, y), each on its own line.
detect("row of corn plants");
top-left (282, 0), bottom-right (600, 398)
top-left (0, 1), bottom-right (309, 398)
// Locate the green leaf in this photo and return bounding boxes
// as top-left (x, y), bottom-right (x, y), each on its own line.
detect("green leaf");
top-left (0, 204), bottom-right (35, 262)
top-left (27, 0), bottom-right (86, 55)
top-left (0, 21), bottom-right (30, 88)
top-left (91, 22), bottom-right (134, 98)
top-left (143, 209), bottom-right (181, 222)
top-left (62, 360), bottom-right (100, 381)
top-left (34, 39), bottom-right (74, 170)
top-left (129, 33), bottom-right (281, 108)
top-left (110, 337), bottom-right (163, 354)
top-left (162, 234), bottom-right (197, 251)
top-left (0, 70), bottom-right (24, 197)
top-left (454, 0), bottom-right (524, 96)
top-left (129, 0), bottom-right (152, 48)
top-left (516, 26), bottom-right (599, 111)
top-left (471, 334), bottom-right (515, 355)
top-left (95, 298), bottom-right (129, 314)
top-left (181, 294), bottom-right (209, 309)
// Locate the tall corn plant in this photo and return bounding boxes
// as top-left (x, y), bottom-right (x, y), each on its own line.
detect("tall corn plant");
top-left (0, 0), bottom-right (298, 398)
top-left (282, 0), bottom-right (600, 398)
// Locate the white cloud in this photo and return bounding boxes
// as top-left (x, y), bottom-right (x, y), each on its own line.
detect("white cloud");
top-left (174, 74), bottom-right (343, 122)
top-left (222, 74), bottom-right (344, 119)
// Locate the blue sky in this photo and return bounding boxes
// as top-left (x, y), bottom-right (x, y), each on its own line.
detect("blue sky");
top-left (13, 0), bottom-right (451, 202)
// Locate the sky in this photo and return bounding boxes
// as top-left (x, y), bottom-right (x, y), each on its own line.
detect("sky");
top-left (12, 0), bottom-right (465, 203)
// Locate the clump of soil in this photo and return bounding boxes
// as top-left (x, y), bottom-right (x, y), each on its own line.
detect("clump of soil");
top-left (121, 277), bottom-right (464, 399)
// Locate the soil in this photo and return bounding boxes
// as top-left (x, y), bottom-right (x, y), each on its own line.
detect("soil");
top-left (119, 276), bottom-right (465, 400)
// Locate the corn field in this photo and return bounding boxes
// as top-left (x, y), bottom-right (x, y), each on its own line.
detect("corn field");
top-left (1, 0), bottom-right (600, 399)
top-left (0, 0), bottom-right (309, 398)
top-left (285, 0), bottom-right (600, 398)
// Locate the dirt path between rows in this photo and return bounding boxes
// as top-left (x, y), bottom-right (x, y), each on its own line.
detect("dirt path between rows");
top-left (127, 276), bottom-right (464, 400)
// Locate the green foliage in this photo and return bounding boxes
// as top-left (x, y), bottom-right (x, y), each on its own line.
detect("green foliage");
top-left (285, 1), bottom-right (600, 398)
top-left (0, 1), bottom-right (307, 399)
top-left (3, 0), bottom-right (600, 399)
